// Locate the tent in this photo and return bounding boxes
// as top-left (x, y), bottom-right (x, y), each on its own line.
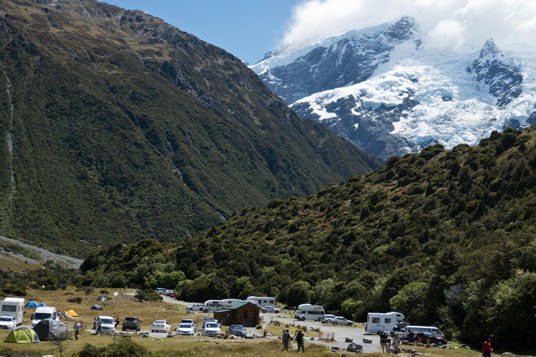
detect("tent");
top-left (25, 301), bottom-right (38, 308)
top-left (66, 310), bottom-right (79, 317)
top-left (4, 327), bottom-right (40, 343)
top-left (90, 304), bottom-right (102, 310)
top-left (96, 296), bottom-right (108, 301)
top-left (37, 303), bottom-right (47, 307)
top-left (34, 318), bottom-right (68, 341)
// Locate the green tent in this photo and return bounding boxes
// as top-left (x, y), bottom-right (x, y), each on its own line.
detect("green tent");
top-left (4, 327), bottom-right (40, 343)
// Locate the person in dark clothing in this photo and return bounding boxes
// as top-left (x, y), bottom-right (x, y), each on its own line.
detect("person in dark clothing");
top-left (296, 330), bottom-right (305, 352)
top-left (482, 338), bottom-right (493, 357)
top-left (380, 331), bottom-right (389, 353)
top-left (282, 329), bottom-right (290, 352)
top-left (95, 317), bottom-right (101, 335)
top-left (74, 322), bottom-right (80, 340)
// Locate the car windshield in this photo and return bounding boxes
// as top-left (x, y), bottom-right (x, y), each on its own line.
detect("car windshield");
top-left (125, 317), bottom-right (137, 321)
top-left (206, 323), bottom-right (218, 328)
top-left (0, 317), bottom-right (12, 321)
top-left (154, 320), bottom-right (166, 324)
top-left (179, 324), bottom-right (192, 328)
top-left (34, 313), bottom-right (52, 320)
top-left (101, 318), bottom-right (114, 325)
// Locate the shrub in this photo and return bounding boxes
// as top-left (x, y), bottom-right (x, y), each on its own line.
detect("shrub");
top-left (255, 324), bottom-right (262, 329)
top-left (67, 297), bottom-right (83, 304)
top-left (3, 284), bottom-right (27, 296)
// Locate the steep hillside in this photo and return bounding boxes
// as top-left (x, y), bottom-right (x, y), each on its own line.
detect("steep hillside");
top-left (82, 127), bottom-right (536, 350)
top-left (0, 0), bottom-right (379, 256)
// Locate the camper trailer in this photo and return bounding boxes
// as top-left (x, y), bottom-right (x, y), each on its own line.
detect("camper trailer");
top-left (219, 299), bottom-right (243, 308)
top-left (365, 312), bottom-right (405, 333)
top-left (0, 298), bottom-right (25, 326)
top-left (32, 306), bottom-right (57, 328)
top-left (203, 300), bottom-right (222, 312)
top-left (246, 296), bottom-right (275, 308)
top-left (294, 304), bottom-right (325, 321)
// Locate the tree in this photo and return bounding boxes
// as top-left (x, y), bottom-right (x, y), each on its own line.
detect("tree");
top-left (285, 281), bottom-right (311, 307)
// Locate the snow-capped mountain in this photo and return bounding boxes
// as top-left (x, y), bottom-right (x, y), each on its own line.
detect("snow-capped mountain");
top-left (251, 17), bottom-right (536, 159)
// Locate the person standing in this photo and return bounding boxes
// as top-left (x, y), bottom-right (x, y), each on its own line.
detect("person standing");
top-left (282, 329), bottom-right (290, 352)
top-left (392, 334), bottom-right (401, 354)
top-left (296, 330), bottom-right (305, 352)
top-left (95, 317), bottom-right (101, 335)
top-left (380, 331), bottom-right (389, 353)
top-left (74, 321), bottom-right (80, 340)
top-left (482, 338), bottom-right (493, 357)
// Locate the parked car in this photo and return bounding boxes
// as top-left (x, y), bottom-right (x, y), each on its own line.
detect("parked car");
top-left (187, 304), bottom-right (206, 312)
top-left (228, 324), bottom-right (247, 337)
top-left (98, 316), bottom-right (116, 333)
top-left (180, 319), bottom-right (194, 325)
top-left (164, 289), bottom-right (174, 295)
top-left (122, 317), bottom-right (140, 331)
top-left (202, 322), bottom-right (221, 337)
top-left (0, 316), bottom-right (15, 329)
top-left (155, 288), bottom-right (166, 294)
top-left (176, 322), bottom-right (196, 335)
top-left (203, 318), bottom-right (219, 326)
top-left (322, 314), bottom-right (336, 323)
top-left (332, 316), bottom-right (354, 326)
top-left (261, 306), bottom-right (280, 313)
top-left (151, 320), bottom-right (171, 333)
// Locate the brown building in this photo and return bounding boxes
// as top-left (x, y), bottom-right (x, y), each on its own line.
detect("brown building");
top-left (213, 301), bottom-right (260, 327)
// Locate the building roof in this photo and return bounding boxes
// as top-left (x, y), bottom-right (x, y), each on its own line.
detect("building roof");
top-left (215, 301), bottom-right (259, 313)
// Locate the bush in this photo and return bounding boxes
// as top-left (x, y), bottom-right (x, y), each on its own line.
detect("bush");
top-left (255, 324), bottom-right (262, 329)
top-left (67, 297), bottom-right (83, 304)
top-left (2, 284), bottom-right (27, 296)
top-left (76, 338), bottom-right (150, 356)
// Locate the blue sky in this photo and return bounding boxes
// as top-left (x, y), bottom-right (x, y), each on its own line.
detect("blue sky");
top-left (102, 0), bottom-right (303, 64)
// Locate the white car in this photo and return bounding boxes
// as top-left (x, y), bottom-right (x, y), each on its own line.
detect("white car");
top-left (176, 322), bottom-right (196, 335)
top-left (187, 303), bottom-right (207, 312)
top-left (322, 314), bottom-right (336, 323)
top-left (202, 322), bottom-right (221, 337)
top-left (98, 316), bottom-right (116, 333)
top-left (331, 316), bottom-right (354, 326)
top-left (261, 306), bottom-right (280, 313)
top-left (151, 320), bottom-right (171, 333)
top-left (0, 316), bottom-right (14, 329)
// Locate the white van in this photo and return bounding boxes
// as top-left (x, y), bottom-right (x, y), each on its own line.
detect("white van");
top-left (404, 325), bottom-right (445, 339)
top-left (294, 304), bottom-right (325, 321)
top-left (0, 298), bottom-right (24, 326)
top-left (365, 312), bottom-right (405, 333)
top-left (98, 315), bottom-right (116, 333)
top-left (246, 296), bottom-right (275, 308)
top-left (32, 306), bottom-right (57, 327)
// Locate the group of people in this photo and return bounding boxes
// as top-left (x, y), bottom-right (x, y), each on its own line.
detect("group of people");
top-left (379, 331), bottom-right (400, 354)
top-left (281, 329), bottom-right (306, 352)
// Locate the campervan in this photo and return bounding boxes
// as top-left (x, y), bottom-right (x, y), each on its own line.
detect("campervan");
top-left (0, 298), bottom-right (25, 326)
top-left (220, 299), bottom-right (243, 308)
top-left (404, 325), bottom-right (445, 339)
top-left (294, 304), bottom-right (325, 321)
top-left (365, 312), bottom-right (405, 333)
top-left (203, 300), bottom-right (222, 312)
top-left (32, 306), bottom-right (57, 328)
top-left (246, 296), bottom-right (275, 308)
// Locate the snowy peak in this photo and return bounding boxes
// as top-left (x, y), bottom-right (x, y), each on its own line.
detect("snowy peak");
top-left (469, 39), bottom-right (523, 107)
top-left (251, 17), bottom-right (420, 104)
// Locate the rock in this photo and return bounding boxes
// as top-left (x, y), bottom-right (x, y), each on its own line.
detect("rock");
top-left (363, 338), bottom-right (373, 344)
top-left (345, 337), bottom-right (353, 343)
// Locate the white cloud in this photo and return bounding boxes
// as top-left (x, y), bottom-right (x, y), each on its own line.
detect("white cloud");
top-left (281, 0), bottom-right (536, 54)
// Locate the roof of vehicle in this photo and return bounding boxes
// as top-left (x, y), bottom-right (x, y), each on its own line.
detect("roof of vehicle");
top-left (153, 320), bottom-right (167, 323)
top-left (124, 317), bottom-right (138, 320)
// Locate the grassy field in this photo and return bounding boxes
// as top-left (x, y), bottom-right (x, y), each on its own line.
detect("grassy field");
top-left (0, 287), bottom-right (489, 356)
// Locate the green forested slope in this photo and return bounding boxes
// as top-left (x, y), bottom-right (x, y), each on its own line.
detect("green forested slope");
top-left (82, 127), bottom-right (536, 350)
top-left (0, 0), bottom-right (379, 256)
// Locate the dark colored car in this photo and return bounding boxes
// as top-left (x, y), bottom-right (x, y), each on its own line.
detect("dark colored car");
top-left (122, 317), bottom-right (140, 331)
top-left (405, 332), bottom-right (446, 345)
top-left (228, 324), bottom-right (247, 337)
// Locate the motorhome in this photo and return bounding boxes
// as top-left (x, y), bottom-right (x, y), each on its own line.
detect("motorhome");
top-left (365, 312), bottom-right (405, 333)
top-left (246, 296), bottom-right (275, 308)
top-left (31, 306), bottom-right (57, 328)
top-left (0, 298), bottom-right (24, 326)
top-left (219, 299), bottom-right (243, 308)
top-left (294, 304), bottom-right (325, 321)
top-left (203, 300), bottom-right (222, 312)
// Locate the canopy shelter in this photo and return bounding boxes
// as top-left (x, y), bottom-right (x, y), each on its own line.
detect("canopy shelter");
top-left (37, 303), bottom-right (47, 307)
top-left (66, 310), bottom-right (79, 317)
top-left (4, 327), bottom-right (40, 343)
top-left (25, 301), bottom-right (38, 308)
top-left (34, 318), bottom-right (68, 341)
top-left (90, 304), bottom-right (102, 310)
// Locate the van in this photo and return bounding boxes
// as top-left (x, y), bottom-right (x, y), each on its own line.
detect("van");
top-left (294, 304), bottom-right (325, 321)
top-left (404, 325), bottom-right (445, 339)
top-left (365, 312), bottom-right (405, 333)
top-left (32, 306), bottom-right (57, 328)
top-left (246, 296), bottom-right (275, 308)
top-left (0, 298), bottom-right (24, 326)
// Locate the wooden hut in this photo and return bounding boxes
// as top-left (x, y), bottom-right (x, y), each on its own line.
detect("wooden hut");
top-left (213, 301), bottom-right (260, 327)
